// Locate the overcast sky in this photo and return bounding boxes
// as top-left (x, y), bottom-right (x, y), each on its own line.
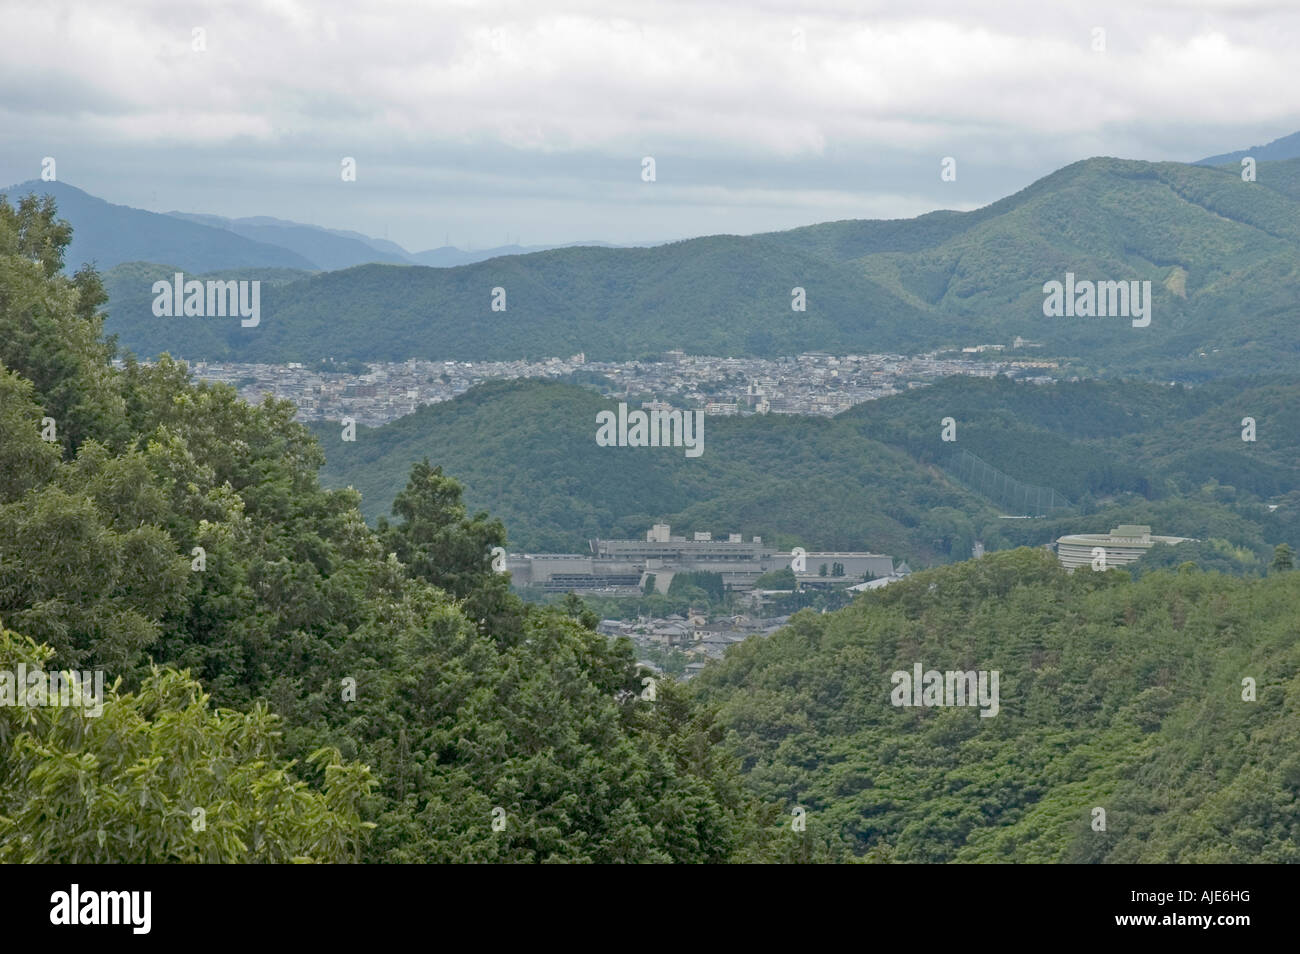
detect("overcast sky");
top-left (2, 0), bottom-right (1298, 251)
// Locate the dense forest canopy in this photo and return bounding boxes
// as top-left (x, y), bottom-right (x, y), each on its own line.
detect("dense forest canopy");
top-left (1, 193), bottom-right (1296, 863)
top-left (0, 195), bottom-right (774, 862)
top-left (315, 373), bottom-right (1299, 573)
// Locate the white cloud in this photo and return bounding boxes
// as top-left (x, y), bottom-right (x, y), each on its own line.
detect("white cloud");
top-left (2, 0), bottom-right (1298, 245)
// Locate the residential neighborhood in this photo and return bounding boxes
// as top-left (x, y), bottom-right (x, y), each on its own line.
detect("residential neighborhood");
top-left (172, 347), bottom-right (1059, 427)
top-left (598, 612), bottom-right (792, 680)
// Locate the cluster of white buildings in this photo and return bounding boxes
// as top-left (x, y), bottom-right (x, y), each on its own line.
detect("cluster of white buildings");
top-left (508, 524), bottom-right (900, 594)
top-left (173, 346), bottom-right (1060, 427)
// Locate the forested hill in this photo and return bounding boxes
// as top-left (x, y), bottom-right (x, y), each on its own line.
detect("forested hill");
top-left (312, 377), bottom-right (997, 563)
top-left (838, 373), bottom-right (1300, 514)
top-left (692, 548), bottom-right (1300, 862)
top-left (0, 192), bottom-right (778, 863)
top-left (92, 156), bottom-right (1300, 379)
top-left (2, 192), bottom-right (1298, 863)
top-left (101, 235), bottom-right (927, 363)
top-left (315, 375), bottom-right (1300, 569)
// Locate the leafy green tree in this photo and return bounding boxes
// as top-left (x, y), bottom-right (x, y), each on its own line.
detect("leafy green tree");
top-left (0, 627), bottom-right (374, 863)
top-left (0, 194), bottom-right (774, 864)
top-left (0, 444), bottom-right (190, 672)
top-left (667, 571), bottom-right (725, 605)
top-left (378, 459), bottom-right (523, 645)
top-left (0, 364), bottom-right (61, 501)
top-left (753, 567), bottom-right (797, 589)
top-left (0, 193), bottom-right (126, 454)
top-left (694, 548), bottom-right (1300, 863)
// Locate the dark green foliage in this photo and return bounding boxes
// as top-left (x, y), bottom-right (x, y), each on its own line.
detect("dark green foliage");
top-left (693, 548), bottom-right (1300, 862)
top-left (317, 373), bottom-right (1299, 573)
top-left (376, 459), bottom-right (523, 647)
top-left (0, 194), bottom-right (770, 863)
top-left (752, 567), bottom-right (797, 589)
top-left (0, 194), bottom-right (127, 454)
top-left (1132, 539), bottom-right (1264, 578)
top-left (668, 571), bottom-right (725, 603)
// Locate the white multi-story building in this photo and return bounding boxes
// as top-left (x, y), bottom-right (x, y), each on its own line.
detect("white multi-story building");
top-left (1055, 525), bottom-right (1191, 570)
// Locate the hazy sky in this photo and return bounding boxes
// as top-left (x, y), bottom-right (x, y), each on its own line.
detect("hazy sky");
top-left (2, 0), bottom-right (1298, 251)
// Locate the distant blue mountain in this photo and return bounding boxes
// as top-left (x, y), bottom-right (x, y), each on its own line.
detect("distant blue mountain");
top-left (166, 211), bottom-right (644, 268)
top-left (408, 240), bottom-right (628, 267)
top-left (0, 180), bottom-right (317, 272)
top-left (1195, 130), bottom-right (1300, 166)
top-left (166, 211), bottom-right (413, 269)
top-left (2, 179), bottom-right (653, 273)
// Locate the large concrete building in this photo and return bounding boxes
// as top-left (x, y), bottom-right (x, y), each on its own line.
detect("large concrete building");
top-left (1055, 524), bottom-right (1192, 571)
top-left (508, 524), bottom-right (896, 592)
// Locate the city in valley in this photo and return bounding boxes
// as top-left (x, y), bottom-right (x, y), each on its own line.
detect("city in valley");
top-left (171, 345), bottom-right (1058, 427)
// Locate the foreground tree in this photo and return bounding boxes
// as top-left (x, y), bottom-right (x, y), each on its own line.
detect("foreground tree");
top-left (378, 459), bottom-right (524, 645)
top-left (0, 197), bottom-right (776, 863)
top-left (0, 626), bottom-right (374, 863)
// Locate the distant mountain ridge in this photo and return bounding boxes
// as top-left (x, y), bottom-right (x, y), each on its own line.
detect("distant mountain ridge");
top-left (164, 211), bottom-right (412, 270)
top-left (0, 180), bottom-right (317, 272)
top-left (408, 240), bottom-right (633, 268)
top-left (165, 209), bottom-right (636, 267)
top-left (167, 212), bottom-right (414, 260)
top-left (0, 179), bottom-right (641, 273)
top-left (93, 156), bottom-right (1300, 379)
top-left (1196, 129), bottom-right (1300, 166)
top-left (11, 129), bottom-right (1300, 274)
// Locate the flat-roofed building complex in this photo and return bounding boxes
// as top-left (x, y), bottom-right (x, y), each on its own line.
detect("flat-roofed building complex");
top-left (508, 524), bottom-right (896, 592)
top-left (1055, 524), bottom-right (1192, 570)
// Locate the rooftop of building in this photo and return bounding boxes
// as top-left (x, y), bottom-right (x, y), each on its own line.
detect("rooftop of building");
top-left (1056, 524), bottom-right (1191, 546)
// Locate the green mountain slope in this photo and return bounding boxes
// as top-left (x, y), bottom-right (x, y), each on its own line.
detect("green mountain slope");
top-left (691, 548), bottom-right (1300, 862)
top-left (313, 377), bottom-right (998, 561)
top-left (104, 235), bottom-right (929, 363)
top-left (1196, 128), bottom-right (1300, 165)
top-left (315, 375), bottom-right (1300, 566)
top-left (840, 374), bottom-right (1300, 502)
top-left (101, 262), bottom-right (316, 359)
top-left (843, 159), bottom-right (1300, 377)
top-left (96, 157), bottom-right (1300, 378)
